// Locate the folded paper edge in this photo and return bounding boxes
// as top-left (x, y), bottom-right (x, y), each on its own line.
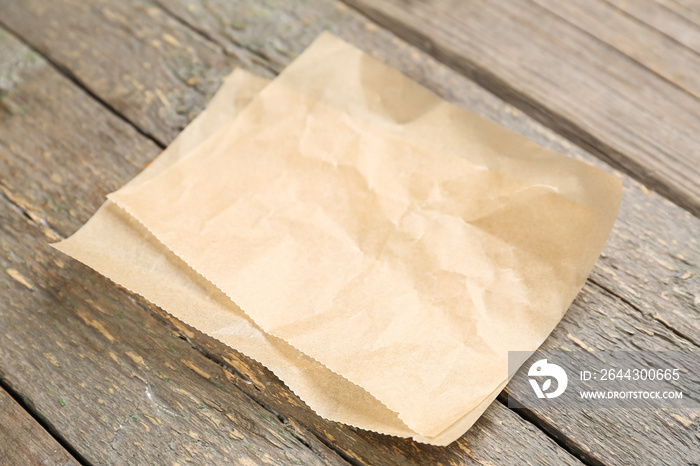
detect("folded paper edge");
top-left (52, 229), bottom-right (494, 445)
top-left (106, 195), bottom-right (482, 441)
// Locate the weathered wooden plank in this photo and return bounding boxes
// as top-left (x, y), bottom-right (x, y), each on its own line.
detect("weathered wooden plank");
top-left (514, 283), bottom-right (700, 465)
top-left (0, 31), bottom-right (348, 466)
top-left (0, 386), bottom-right (78, 466)
top-left (339, 0), bottom-right (700, 217)
top-left (655, 0), bottom-right (700, 33)
top-left (0, 0), bottom-right (272, 145)
top-left (0, 22), bottom-right (584, 466)
top-left (603, 0), bottom-right (700, 55)
top-left (2, 0), bottom-right (699, 463)
top-left (92, 0), bottom-right (700, 463)
top-left (532, 0), bottom-right (700, 102)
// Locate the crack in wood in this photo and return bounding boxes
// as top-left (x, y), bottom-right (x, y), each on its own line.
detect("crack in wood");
top-left (0, 375), bottom-right (92, 466)
top-left (589, 277), bottom-right (700, 349)
top-left (497, 393), bottom-right (608, 466)
top-left (0, 22), bottom-right (167, 150)
top-left (0, 185), bottom-right (64, 241)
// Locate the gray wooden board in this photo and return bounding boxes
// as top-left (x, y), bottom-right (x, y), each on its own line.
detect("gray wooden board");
top-left (655, 0), bottom-right (700, 33)
top-left (0, 386), bottom-right (78, 466)
top-left (340, 0), bottom-right (700, 217)
top-left (0, 0), bottom-right (698, 463)
top-left (0, 23), bottom-right (583, 466)
top-left (604, 0), bottom-right (700, 55)
top-left (0, 0), bottom-right (273, 145)
top-left (531, 0), bottom-right (700, 103)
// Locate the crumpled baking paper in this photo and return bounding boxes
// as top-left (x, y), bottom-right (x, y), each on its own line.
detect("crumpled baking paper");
top-left (55, 69), bottom-right (415, 440)
top-left (55, 32), bottom-right (622, 445)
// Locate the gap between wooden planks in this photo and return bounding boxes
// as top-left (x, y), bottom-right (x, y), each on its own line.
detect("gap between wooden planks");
top-left (0, 385), bottom-right (79, 465)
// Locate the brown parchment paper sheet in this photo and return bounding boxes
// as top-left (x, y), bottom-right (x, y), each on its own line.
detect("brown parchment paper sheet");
top-left (53, 69), bottom-right (425, 440)
top-left (108, 33), bottom-right (622, 440)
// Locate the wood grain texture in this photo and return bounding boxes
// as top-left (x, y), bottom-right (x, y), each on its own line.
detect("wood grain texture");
top-left (1, 0), bottom-right (698, 463)
top-left (603, 0), bottom-right (700, 55)
top-left (532, 0), bottom-right (700, 101)
top-left (0, 387), bottom-right (77, 466)
top-left (0, 22), bottom-right (583, 466)
top-left (655, 0), bottom-right (700, 32)
top-left (0, 0), bottom-right (273, 145)
top-left (341, 0), bottom-right (700, 217)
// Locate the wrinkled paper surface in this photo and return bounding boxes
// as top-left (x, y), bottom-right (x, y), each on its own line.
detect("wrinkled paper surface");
top-left (57, 33), bottom-right (622, 445)
top-left (55, 69), bottom-right (417, 440)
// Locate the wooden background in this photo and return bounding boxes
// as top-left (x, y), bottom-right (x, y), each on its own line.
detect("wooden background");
top-left (0, 0), bottom-right (698, 464)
